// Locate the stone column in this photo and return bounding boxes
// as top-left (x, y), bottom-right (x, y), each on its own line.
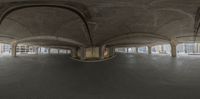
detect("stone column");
top-left (170, 40), bottom-right (177, 57)
top-left (35, 47), bottom-right (38, 55)
top-left (183, 43), bottom-right (186, 53)
top-left (135, 47), bottom-right (138, 54)
top-left (148, 46), bottom-right (152, 55)
top-left (80, 47), bottom-right (85, 60)
top-left (195, 43), bottom-right (198, 53)
top-left (39, 47), bottom-right (41, 54)
top-left (71, 48), bottom-right (77, 58)
top-left (58, 49), bottom-right (60, 54)
top-left (126, 48), bottom-right (128, 53)
top-left (27, 46), bottom-right (29, 54)
top-left (11, 43), bottom-right (17, 57)
top-left (48, 48), bottom-right (51, 54)
top-left (99, 45), bottom-right (105, 59)
top-left (108, 47), bottom-right (115, 57)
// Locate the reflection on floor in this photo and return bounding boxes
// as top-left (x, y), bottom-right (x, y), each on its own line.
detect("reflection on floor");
top-left (0, 54), bottom-right (200, 99)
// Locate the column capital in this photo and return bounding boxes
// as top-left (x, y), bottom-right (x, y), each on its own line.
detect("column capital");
top-left (170, 39), bottom-right (178, 46)
top-left (147, 45), bottom-right (152, 48)
top-left (11, 41), bottom-right (17, 46)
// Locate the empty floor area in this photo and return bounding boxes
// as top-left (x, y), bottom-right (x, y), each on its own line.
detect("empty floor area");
top-left (0, 54), bottom-right (200, 99)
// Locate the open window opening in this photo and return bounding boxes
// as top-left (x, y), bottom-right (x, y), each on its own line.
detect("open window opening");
top-left (151, 44), bottom-right (171, 55)
top-left (0, 43), bottom-right (11, 56)
top-left (177, 43), bottom-right (200, 56)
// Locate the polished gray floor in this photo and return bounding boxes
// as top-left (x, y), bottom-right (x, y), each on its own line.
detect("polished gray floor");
top-left (0, 54), bottom-right (200, 99)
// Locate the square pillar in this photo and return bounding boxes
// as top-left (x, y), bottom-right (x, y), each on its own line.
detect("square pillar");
top-left (11, 43), bottom-right (17, 57)
top-left (126, 48), bottom-right (128, 53)
top-left (99, 45), bottom-right (105, 59)
top-left (48, 48), bottom-right (51, 54)
top-left (109, 47), bottom-right (115, 57)
top-left (135, 47), bottom-right (138, 54)
top-left (35, 47), bottom-right (39, 55)
top-left (148, 46), bottom-right (152, 55)
top-left (58, 49), bottom-right (60, 54)
top-left (71, 48), bottom-right (77, 58)
top-left (171, 40), bottom-right (177, 57)
top-left (80, 47), bottom-right (85, 60)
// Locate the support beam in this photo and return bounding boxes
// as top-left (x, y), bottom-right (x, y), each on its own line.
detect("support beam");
top-left (170, 40), bottom-right (177, 57)
top-left (135, 47), bottom-right (138, 54)
top-left (35, 47), bottom-right (38, 55)
top-left (99, 45), bottom-right (105, 59)
top-left (80, 47), bottom-right (85, 60)
top-left (11, 43), bottom-right (17, 57)
top-left (148, 46), bottom-right (152, 55)
top-left (71, 48), bottom-right (77, 58)
top-left (39, 47), bottom-right (41, 54)
top-left (194, 43), bottom-right (198, 53)
top-left (109, 47), bottom-right (115, 57)
top-left (58, 49), bottom-right (60, 54)
top-left (48, 48), bottom-right (51, 54)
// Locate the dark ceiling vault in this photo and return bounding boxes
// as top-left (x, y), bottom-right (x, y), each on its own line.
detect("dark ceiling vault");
top-left (0, 1), bottom-right (94, 46)
top-left (194, 7), bottom-right (200, 42)
top-left (0, 0), bottom-right (198, 48)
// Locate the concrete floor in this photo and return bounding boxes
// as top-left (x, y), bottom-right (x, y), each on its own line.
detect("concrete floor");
top-left (0, 54), bottom-right (200, 99)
